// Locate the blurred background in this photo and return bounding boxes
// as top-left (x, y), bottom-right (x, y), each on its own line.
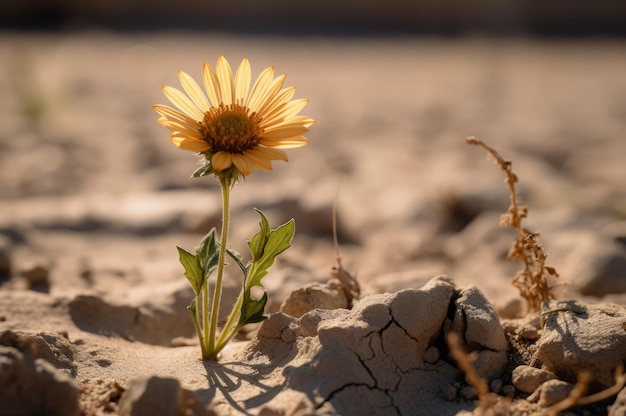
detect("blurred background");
top-left (1, 1), bottom-right (625, 303)
top-left (2, 0), bottom-right (626, 35)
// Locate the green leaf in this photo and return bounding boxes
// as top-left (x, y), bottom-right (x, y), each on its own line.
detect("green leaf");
top-left (247, 209), bottom-right (271, 260)
top-left (187, 298), bottom-right (197, 314)
top-left (196, 228), bottom-right (220, 280)
top-left (238, 211), bottom-right (295, 327)
top-left (240, 291), bottom-right (268, 325)
top-left (177, 246), bottom-right (204, 295)
top-left (191, 162), bottom-right (215, 179)
top-left (226, 248), bottom-right (248, 276)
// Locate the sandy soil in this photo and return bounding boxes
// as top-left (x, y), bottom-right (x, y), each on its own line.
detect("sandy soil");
top-left (1, 32), bottom-right (626, 415)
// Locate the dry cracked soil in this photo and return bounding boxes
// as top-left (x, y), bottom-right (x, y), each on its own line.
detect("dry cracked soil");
top-left (1, 32), bottom-right (626, 415)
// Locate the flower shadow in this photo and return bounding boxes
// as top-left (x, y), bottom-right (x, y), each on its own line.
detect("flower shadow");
top-left (197, 359), bottom-right (283, 414)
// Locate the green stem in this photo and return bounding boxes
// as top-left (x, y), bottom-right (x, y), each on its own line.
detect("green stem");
top-left (202, 279), bottom-right (210, 356)
top-left (189, 294), bottom-right (207, 358)
top-left (206, 174), bottom-right (233, 359)
top-left (215, 290), bottom-right (244, 351)
top-left (196, 292), bottom-right (202, 334)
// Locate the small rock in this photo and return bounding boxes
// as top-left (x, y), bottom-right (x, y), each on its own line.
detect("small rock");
top-left (423, 346), bottom-right (440, 364)
top-left (0, 346), bottom-right (80, 416)
top-left (554, 228), bottom-right (626, 297)
top-left (0, 330), bottom-right (37, 357)
top-left (577, 242), bottom-right (626, 297)
top-left (0, 330), bottom-right (75, 372)
top-left (447, 285), bottom-right (508, 380)
top-left (0, 235), bottom-right (11, 280)
top-left (500, 319), bottom-right (519, 335)
top-left (535, 379), bottom-right (575, 407)
top-left (489, 378), bottom-right (503, 394)
top-left (20, 264), bottom-right (50, 290)
top-left (279, 280), bottom-right (349, 318)
top-left (459, 386), bottom-right (477, 400)
top-left (443, 385), bottom-right (458, 401)
top-left (118, 376), bottom-right (212, 416)
top-left (257, 407), bottom-right (283, 416)
top-left (496, 297), bottom-right (524, 319)
top-left (170, 337), bottom-right (197, 347)
top-left (537, 300), bottom-right (626, 387)
top-left (609, 385), bottom-right (626, 416)
top-left (517, 325), bottom-right (540, 340)
top-left (501, 385), bottom-right (516, 397)
top-left (511, 365), bottom-right (556, 394)
top-left (68, 281), bottom-right (195, 346)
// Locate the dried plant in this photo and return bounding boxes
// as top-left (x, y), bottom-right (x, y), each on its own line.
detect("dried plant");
top-left (331, 182), bottom-right (360, 306)
top-left (546, 365), bottom-right (626, 415)
top-left (447, 332), bottom-right (509, 416)
top-left (466, 137), bottom-right (559, 313)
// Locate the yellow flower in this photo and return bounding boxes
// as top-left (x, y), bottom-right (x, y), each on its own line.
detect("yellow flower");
top-left (153, 55), bottom-right (314, 176)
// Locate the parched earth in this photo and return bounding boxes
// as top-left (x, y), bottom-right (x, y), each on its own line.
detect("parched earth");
top-left (1, 33), bottom-right (626, 415)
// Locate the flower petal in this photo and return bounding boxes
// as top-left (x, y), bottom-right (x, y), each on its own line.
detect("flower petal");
top-left (170, 135), bottom-right (211, 152)
top-left (245, 149), bottom-right (274, 170)
top-left (157, 118), bottom-right (205, 139)
top-left (178, 70), bottom-right (211, 112)
top-left (254, 75), bottom-right (287, 116)
top-left (261, 135), bottom-right (309, 149)
top-left (255, 146), bottom-right (288, 162)
top-left (246, 66), bottom-right (275, 112)
top-left (265, 115), bottom-right (315, 129)
top-left (262, 125), bottom-right (309, 140)
top-left (152, 104), bottom-right (199, 127)
top-left (202, 61), bottom-right (222, 107)
top-left (231, 153), bottom-right (254, 176)
top-left (162, 85), bottom-right (204, 120)
top-left (262, 99), bottom-right (309, 127)
top-left (257, 84), bottom-right (294, 118)
top-left (211, 151), bottom-right (233, 171)
top-left (234, 58), bottom-right (251, 106)
top-left (157, 117), bottom-right (199, 132)
top-left (216, 55), bottom-right (235, 106)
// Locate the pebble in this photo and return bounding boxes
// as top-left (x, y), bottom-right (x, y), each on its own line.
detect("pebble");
top-left (423, 346), bottom-right (440, 364)
top-left (537, 300), bottom-right (626, 387)
top-left (0, 346), bottom-right (80, 415)
top-left (609, 385), bottom-right (626, 416)
top-left (511, 365), bottom-right (556, 394)
top-left (489, 378), bottom-right (503, 394)
top-left (501, 384), bottom-right (516, 396)
top-left (118, 375), bottom-right (213, 416)
top-left (443, 385), bottom-right (458, 401)
top-left (0, 235), bottom-right (11, 279)
top-left (517, 325), bottom-right (540, 340)
top-left (536, 379), bottom-right (574, 407)
top-left (459, 386), bottom-right (477, 400)
top-left (279, 280), bottom-right (349, 319)
top-left (20, 263), bottom-right (50, 290)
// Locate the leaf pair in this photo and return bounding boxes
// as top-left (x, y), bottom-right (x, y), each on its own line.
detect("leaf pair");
top-left (176, 210), bottom-right (295, 331)
top-left (177, 228), bottom-right (219, 296)
top-left (237, 210), bottom-right (295, 328)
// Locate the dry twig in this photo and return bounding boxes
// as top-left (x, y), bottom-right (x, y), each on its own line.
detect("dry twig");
top-left (546, 365), bottom-right (626, 415)
top-left (466, 137), bottom-right (559, 313)
top-left (330, 181), bottom-right (360, 306)
top-left (447, 332), bottom-right (503, 415)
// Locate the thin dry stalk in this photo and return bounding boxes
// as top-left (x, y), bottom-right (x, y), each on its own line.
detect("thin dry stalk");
top-left (466, 137), bottom-right (559, 313)
top-left (331, 181), bottom-right (360, 306)
top-left (447, 332), bottom-right (499, 415)
top-left (546, 365), bottom-right (626, 415)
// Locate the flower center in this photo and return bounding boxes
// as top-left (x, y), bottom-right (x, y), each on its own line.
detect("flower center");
top-left (200, 104), bottom-right (262, 154)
